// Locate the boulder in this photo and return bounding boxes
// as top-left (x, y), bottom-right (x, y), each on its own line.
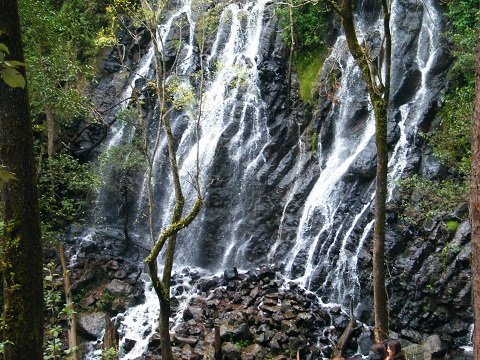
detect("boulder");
top-left (424, 334), bottom-right (447, 358)
top-left (77, 312), bottom-right (106, 341)
top-left (241, 344), bottom-right (267, 360)
top-left (222, 342), bottom-right (242, 360)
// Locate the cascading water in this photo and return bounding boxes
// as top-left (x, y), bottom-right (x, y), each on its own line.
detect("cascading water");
top-left (279, 0), bottom-right (444, 308)
top-left (109, 1), bottom-right (271, 357)
top-left (131, 0), bottom-right (270, 268)
top-left (80, 0), bottom-right (456, 357)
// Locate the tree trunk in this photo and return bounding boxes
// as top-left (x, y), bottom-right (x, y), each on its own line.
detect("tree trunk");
top-left (142, 6), bottom-right (204, 360)
top-left (469, 17), bottom-right (480, 360)
top-left (340, 0), bottom-right (390, 342)
top-left (45, 105), bottom-right (58, 158)
top-left (159, 113), bottom-right (184, 360)
top-left (332, 317), bottom-right (357, 358)
top-left (214, 325), bottom-right (222, 360)
top-left (372, 103), bottom-right (389, 342)
top-left (0, 1), bottom-right (44, 358)
top-left (102, 316), bottom-right (118, 351)
top-left (59, 244), bottom-right (79, 360)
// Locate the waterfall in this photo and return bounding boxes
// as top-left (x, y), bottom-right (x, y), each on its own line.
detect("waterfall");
top-left (107, 1), bottom-right (270, 357)
top-left (81, 0), bottom-right (451, 356)
top-left (280, 0), bottom-right (444, 307)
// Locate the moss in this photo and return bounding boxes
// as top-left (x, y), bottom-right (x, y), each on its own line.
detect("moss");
top-left (294, 48), bottom-right (328, 104)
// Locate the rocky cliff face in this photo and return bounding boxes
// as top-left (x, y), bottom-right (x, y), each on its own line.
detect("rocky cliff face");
top-left (72, 0), bottom-right (472, 357)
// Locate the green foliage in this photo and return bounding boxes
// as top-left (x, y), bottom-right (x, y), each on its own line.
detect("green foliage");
top-left (19, 0), bottom-right (99, 120)
top-left (97, 289), bottom-right (116, 312)
top-left (44, 262), bottom-right (77, 359)
top-left (17, 0), bottom-right (107, 243)
top-left (400, 0), bottom-right (477, 234)
top-left (446, 220), bottom-right (459, 232)
top-left (0, 165), bottom-right (17, 188)
top-left (439, 243), bottom-right (462, 265)
top-left (275, 1), bottom-right (332, 49)
top-left (0, 43), bottom-right (26, 88)
top-left (102, 347), bottom-right (119, 360)
top-left (166, 76), bottom-right (196, 109)
top-left (441, 0), bottom-right (479, 86)
top-left (275, 1), bottom-right (332, 103)
top-left (38, 150), bottom-right (99, 242)
top-left (398, 175), bottom-right (468, 226)
top-left (294, 48), bottom-right (328, 103)
top-left (428, 85), bottom-right (473, 175)
top-left (234, 339), bottom-right (253, 349)
top-left (428, 0), bottom-right (479, 175)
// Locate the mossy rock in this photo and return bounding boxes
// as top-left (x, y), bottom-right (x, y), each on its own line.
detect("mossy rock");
top-left (403, 344), bottom-right (426, 360)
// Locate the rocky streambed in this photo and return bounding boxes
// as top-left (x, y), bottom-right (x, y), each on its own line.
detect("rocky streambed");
top-left (69, 242), bottom-right (473, 360)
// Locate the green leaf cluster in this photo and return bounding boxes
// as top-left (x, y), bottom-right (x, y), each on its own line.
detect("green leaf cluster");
top-left (43, 262), bottom-right (78, 359)
top-left (0, 43), bottom-right (26, 88)
top-left (294, 47), bottom-right (329, 104)
top-left (166, 76), bottom-right (196, 110)
top-left (428, 0), bottom-right (479, 175)
top-left (101, 347), bottom-right (119, 360)
top-left (397, 175), bottom-right (468, 226)
top-left (275, 1), bottom-right (331, 50)
top-left (275, 1), bottom-right (332, 103)
top-left (38, 150), bottom-right (99, 242)
top-left (0, 165), bottom-right (17, 188)
top-left (19, 0), bottom-right (100, 121)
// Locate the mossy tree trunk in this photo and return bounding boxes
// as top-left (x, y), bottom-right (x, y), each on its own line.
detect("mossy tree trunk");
top-left (335, 0), bottom-right (391, 342)
top-left (139, 2), bottom-right (205, 360)
top-left (469, 17), bottom-right (480, 360)
top-left (0, 0), bottom-right (44, 358)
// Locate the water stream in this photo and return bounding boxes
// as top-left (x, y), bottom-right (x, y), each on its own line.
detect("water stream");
top-left (83, 0), bottom-right (450, 356)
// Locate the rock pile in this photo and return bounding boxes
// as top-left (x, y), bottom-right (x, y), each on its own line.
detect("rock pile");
top-left (126, 266), bottom-right (368, 359)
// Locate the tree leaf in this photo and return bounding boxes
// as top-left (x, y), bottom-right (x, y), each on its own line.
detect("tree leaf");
top-left (0, 43), bottom-right (10, 55)
top-left (0, 167), bottom-right (17, 186)
top-left (5, 60), bottom-right (26, 68)
top-left (1, 67), bottom-right (26, 88)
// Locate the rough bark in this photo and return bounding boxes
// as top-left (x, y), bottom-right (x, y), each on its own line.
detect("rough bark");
top-left (0, 0), bottom-right (44, 358)
top-left (332, 317), bottom-right (357, 358)
top-left (340, 0), bottom-right (390, 341)
top-left (214, 325), bottom-right (222, 360)
top-left (45, 105), bottom-right (58, 158)
top-left (470, 17), bottom-right (480, 360)
top-left (159, 109), bottom-right (185, 360)
top-left (102, 316), bottom-right (118, 351)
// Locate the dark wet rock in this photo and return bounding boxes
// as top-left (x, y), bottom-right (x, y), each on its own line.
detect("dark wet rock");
top-left (424, 334), bottom-right (447, 358)
top-left (357, 331), bottom-right (373, 356)
top-left (420, 148), bottom-right (448, 180)
top-left (224, 267), bottom-right (239, 280)
top-left (77, 312), bottom-right (106, 341)
top-left (147, 333), bottom-right (161, 351)
top-left (347, 140), bottom-right (377, 179)
top-left (232, 324), bottom-right (253, 342)
top-left (393, 68), bottom-right (422, 107)
top-left (123, 338), bottom-right (137, 353)
top-left (197, 276), bottom-right (221, 292)
top-left (222, 342), bottom-right (242, 360)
